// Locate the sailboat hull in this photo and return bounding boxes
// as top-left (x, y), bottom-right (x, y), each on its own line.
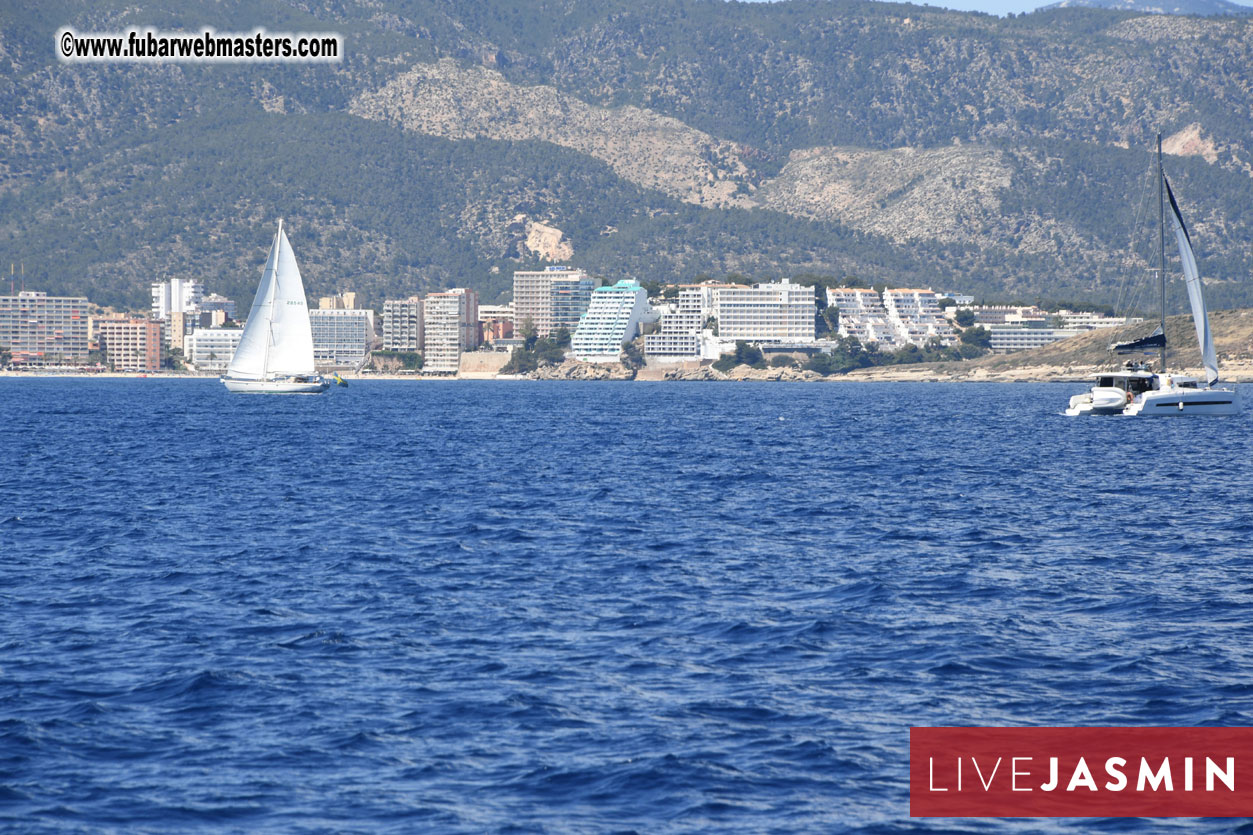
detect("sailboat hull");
top-left (1124, 386), bottom-right (1240, 416)
top-left (221, 376), bottom-right (330, 394)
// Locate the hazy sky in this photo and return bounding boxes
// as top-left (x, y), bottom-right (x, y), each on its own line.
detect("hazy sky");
top-left (745, 0), bottom-right (1253, 17)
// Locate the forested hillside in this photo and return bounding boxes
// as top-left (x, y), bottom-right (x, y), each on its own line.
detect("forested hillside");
top-left (2, 0), bottom-right (1252, 313)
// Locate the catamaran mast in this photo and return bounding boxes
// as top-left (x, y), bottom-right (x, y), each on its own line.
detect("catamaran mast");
top-left (1157, 133), bottom-right (1167, 374)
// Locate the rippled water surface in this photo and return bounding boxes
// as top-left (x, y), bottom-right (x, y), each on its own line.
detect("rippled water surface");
top-left (3, 378), bottom-right (1253, 833)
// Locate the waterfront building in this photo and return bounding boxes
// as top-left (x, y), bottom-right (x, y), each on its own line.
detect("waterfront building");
top-left (827, 287), bottom-right (899, 348)
top-left (714, 279), bottom-right (815, 343)
top-left (1056, 310), bottom-right (1134, 330)
top-left (0, 291), bottom-right (89, 367)
top-left (971, 305), bottom-right (1048, 327)
top-left (571, 280), bottom-right (651, 362)
top-left (423, 288), bottom-right (480, 373)
top-left (96, 318), bottom-right (163, 372)
top-left (382, 296), bottom-right (424, 352)
top-left (882, 289), bottom-right (955, 346)
top-left (309, 308), bottom-right (375, 369)
top-left (644, 283), bottom-right (727, 361)
top-left (512, 267), bottom-right (595, 337)
top-left (988, 327), bottom-right (1084, 354)
top-left (184, 327), bottom-right (245, 373)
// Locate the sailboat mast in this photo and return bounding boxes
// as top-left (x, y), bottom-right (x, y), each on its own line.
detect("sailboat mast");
top-left (1157, 133), bottom-right (1167, 374)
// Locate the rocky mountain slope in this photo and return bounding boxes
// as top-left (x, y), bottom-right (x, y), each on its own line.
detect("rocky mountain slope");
top-left (2, 0), bottom-right (1253, 312)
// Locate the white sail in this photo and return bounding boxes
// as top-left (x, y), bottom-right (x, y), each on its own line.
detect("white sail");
top-left (1165, 180), bottom-right (1219, 386)
top-left (226, 226), bottom-right (281, 380)
top-left (225, 221), bottom-right (316, 380)
top-left (265, 226), bottom-right (317, 377)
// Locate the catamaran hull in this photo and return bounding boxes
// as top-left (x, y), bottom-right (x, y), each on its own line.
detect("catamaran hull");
top-left (1123, 388), bottom-right (1240, 416)
top-left (221, 377), bottom-right (330, 394)
top-left (1065, 389), bottom-right (1129, 416)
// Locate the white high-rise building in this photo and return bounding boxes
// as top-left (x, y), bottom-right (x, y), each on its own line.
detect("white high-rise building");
top-left (310, 308), bottom-right (375, 368)
top-left (512, 267), bottom-right (595, 337)
top-left (152, 278), bottom-right (204, 348)
top-left (714, 279), bottom-right (815, 343)
top-left (382, 296), bottom-right (424, 352)
top-left (644, 283), bottom-right (728, 361)
top-left (571, 280), bottom-right (651, 362)
top-left (423, 289), bottom-right (479, 373)
top-left (151, 278), bottom-right (203, 320)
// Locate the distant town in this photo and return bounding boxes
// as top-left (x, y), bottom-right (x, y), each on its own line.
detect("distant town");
top-left (0, 267), bottom-right (1138, 378)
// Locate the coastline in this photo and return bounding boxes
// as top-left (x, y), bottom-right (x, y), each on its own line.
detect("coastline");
top-left (5, 360), bottom-right (1252, 384)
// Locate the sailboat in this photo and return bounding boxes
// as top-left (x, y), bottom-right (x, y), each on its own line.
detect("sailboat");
top-left (221, 220), bottom-right (330, 394)
top-left (1065, 136), bottom-right (1239, 417)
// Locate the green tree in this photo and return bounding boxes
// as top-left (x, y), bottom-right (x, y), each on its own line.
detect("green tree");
top-left (960, 325), bottom-right (992, 349)
top-left (954, 308), bottom-right (976, 328)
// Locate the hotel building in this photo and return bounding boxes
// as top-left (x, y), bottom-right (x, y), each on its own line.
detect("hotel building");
top-left (382, 296), bottom-right (424, 352)
top-left (0, 291), bottom-right (89, 367)
top-left (644, 284), bottom-right (727, 361)
top-left (827, 287), bottom-right (900, 348)
top-left (96, 318), bottom-right (163, 372)
top-left (310, 308), bottom-right (375, 369)
top-left (714, 279), bottom-right (816, 343)
top-left (512, 267), bottom-right (595, 337)
top-left (184, 327), bottom-right (245, 373)
top-left (882, 289), bottom-right (955, 346)
top-left (571, 280), bottom-right (650, 362)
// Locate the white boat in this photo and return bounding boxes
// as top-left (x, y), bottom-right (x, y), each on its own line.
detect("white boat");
top-left (221, 220), bottom-right (330, 394)
top-left (1066, 136), bottom-right (1239, 417)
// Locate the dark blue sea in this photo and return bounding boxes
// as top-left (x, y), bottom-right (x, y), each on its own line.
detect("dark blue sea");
top-left (3, 378), bottom-right (1253, 833)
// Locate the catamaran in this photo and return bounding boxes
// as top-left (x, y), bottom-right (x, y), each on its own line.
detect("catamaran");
top-left (1066, 136), bottom-right (1239, 417)
top-left (221, 220), bottom-right (329, 394)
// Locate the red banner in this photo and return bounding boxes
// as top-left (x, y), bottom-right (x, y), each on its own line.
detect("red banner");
top-left (910, 727), bottom-right (1253, 817)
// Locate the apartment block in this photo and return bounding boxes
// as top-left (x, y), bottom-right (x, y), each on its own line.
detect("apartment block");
top-left (423, 288), bottom-right (480, 373)
top-left (644, 284), bottom-right (727, 361)
top-left (512, 267), bottom-right (595, 337)
top-left (0, 291), bottom-right (89, 366)
top-left (310, 308), bottom-right (375, 368)
top-left (97, 318), bottom-right (163, 372)
top-left (571, 280), bottom-right (650, 362)
top-left (382, 296), bottom-right (424, 352)
top-left (827, 287), bottom-right (900, 348)
top-left (184, 327), bottom-right (245, 373)
top-left (715, 279), bottom-right (816, 343)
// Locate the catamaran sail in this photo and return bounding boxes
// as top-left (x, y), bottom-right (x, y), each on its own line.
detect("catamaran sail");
top-left (1165, 178), bottom-right (1219, 386)
top-left (222, 221), bottom-right (328, 393)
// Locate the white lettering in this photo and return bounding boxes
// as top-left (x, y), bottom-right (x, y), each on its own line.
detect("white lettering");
top-left (929, 757), bottom-right (948, 792)
top-left (1104, 757), bottom-right (1127, 791)
top-left (1012, 757), bottom-right (1032, 791)
top-left (1185, 756), bottom-right (1193, 792)
top-left (1138, 758), bottom-right (1173, 791)
top-left (1040, 757), bottom-right (1059, 792)
top-left (1207, 757), bottom-right (1235, 792)
top-left (1067, 757), bottom-right (1098, 791)
top-left (972, 757), bottom-right (1002, 791)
